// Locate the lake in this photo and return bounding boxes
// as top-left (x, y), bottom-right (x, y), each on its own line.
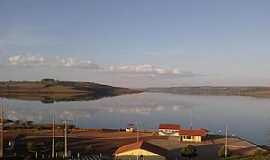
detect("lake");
top-left (3, 92), bottom-right (270, 145)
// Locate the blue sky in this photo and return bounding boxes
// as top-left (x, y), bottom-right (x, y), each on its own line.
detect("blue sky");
top-left (0, 0), bottom-right (270, 87)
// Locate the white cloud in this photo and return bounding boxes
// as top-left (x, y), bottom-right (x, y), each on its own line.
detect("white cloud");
top-left (7, 54), bottom-right (101, 69)
top-left (107, 64), bottom-right (196, 76)
top-left (54, 57), bottom-right (101, 69)
top-left (8, 55), bottom-right (45, 66)
top-left (5, 54), bottom-right (200, 77)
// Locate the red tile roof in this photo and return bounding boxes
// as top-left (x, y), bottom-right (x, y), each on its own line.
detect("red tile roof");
top-left (114, 141), bottom-right (167, 157)
top-left (159, 124), bottom-right (181, 130)
top-left (178, 128), bottom-right (207, 136)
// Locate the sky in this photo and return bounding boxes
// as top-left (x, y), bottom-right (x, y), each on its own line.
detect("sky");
top-left (0, 0), bottom-right (270, 88)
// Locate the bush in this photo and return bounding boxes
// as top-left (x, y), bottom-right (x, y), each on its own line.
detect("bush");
top-left (181, 145), bottom-right (197, 158)
top-left (55, 141), bottom-right (64, 151)
top-left (27, 142), bottom-right (38, 153)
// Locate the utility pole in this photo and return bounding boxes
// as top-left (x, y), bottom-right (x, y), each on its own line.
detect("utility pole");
top-left (64, 120), bottom-right (68, 158)
top-left (225, 125), bottom-right (228, 158)
top-left (0, 103), bottom-right (3, 159)
top-left (52, 113), bottom-right (55, 159)
top-left (136, 122), bottom-right (139, 143)
top-left (136, 121), bottom-right (139, 160)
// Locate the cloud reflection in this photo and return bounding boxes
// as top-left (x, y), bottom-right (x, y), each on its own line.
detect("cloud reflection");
top-left (5, 93), bottom-right (196, 126)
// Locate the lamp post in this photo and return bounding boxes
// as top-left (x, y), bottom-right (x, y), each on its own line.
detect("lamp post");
top-left (62, 119), bottom-right (73, 158)
top-left (0, 99), bottom-right (7, 159)
top-left (64, 120), bottom-right (68, 158)
top-left (136, 121), bottom-right (139, 160)
top-left (225, 125), bottom-right (228, 158)
top-left (0, 103), bottom-right (3, 159)
top-left (52, 113), bottom-right (55, 159)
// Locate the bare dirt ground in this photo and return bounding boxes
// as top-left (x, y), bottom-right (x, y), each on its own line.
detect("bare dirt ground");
top-left (4, 128), bottom-right (164, 155)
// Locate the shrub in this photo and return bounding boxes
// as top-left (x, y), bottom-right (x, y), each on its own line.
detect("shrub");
top-left (181, 145), bottom-right (197, 158)
top-left (55, 141), bottom-right (64, 151)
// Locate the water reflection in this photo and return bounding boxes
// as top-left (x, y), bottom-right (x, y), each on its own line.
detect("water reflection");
top-left (3, 93), bottom-right (270, 145)
top-left (0, 92), bottom-right (127, 103)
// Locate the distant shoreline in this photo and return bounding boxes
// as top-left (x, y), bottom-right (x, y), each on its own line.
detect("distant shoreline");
top-left (144, 86), bottom-right (270, 98)
top-left (1, 80), bottom-right (270, 99)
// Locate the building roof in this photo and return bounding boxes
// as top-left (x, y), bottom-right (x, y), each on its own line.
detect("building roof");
top-left (178, 128), bottom-right (207, 136)
top-left (159, 124), bottom-right (181, 130)
top-left (114, 141), bottom-right (167, 157)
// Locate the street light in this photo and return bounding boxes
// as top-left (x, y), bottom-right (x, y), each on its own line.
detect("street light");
top-left (51, 112), bottom-right (55, 159)
top-left (0, 98), bottom-right (8, 159)
top-left (225, 125), bottom-right (228, 158)
top-left (61, 119), bottom-right (73, 158)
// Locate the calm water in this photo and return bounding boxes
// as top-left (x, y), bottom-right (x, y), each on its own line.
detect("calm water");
top-left (4, 93), bottom-right (270, 145)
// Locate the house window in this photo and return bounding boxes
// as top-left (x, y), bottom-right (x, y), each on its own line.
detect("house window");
top-left (184, 136), bottom-right (192, 139)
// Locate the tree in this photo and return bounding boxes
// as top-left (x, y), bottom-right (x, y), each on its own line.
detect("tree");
top-left (27, 142), bottom-right (39, 153)
top-left (27, 141), bottom-right (47, 152)
top-left (55, 141), bottom-right (64, 151)
top-left (26, 121), bottom-right (33, 126)
top-left (180, 145), bottom-right (197, 159)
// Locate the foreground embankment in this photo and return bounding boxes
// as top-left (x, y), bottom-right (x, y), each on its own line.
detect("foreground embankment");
top-left (3, 128), bottom-right (269, 159)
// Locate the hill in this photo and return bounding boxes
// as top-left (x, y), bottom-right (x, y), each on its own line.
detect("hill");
top-left (0, 79), bottom-right (142, 103)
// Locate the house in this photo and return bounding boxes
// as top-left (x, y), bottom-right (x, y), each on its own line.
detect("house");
top-left (178, 128), bottom-right (207, 143)
top-left (41, 78), bottom-right (56, 84)
top-left (158, 123), bottom-right (208, 143)
top-left (126, 123), bottom-right (135, 132)
top-left (126, 127), bottom-right (134, 132)
top-left (158, 124), bottom-right (181, 136)
top-left (114, 141), bottom-right (167, 160)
